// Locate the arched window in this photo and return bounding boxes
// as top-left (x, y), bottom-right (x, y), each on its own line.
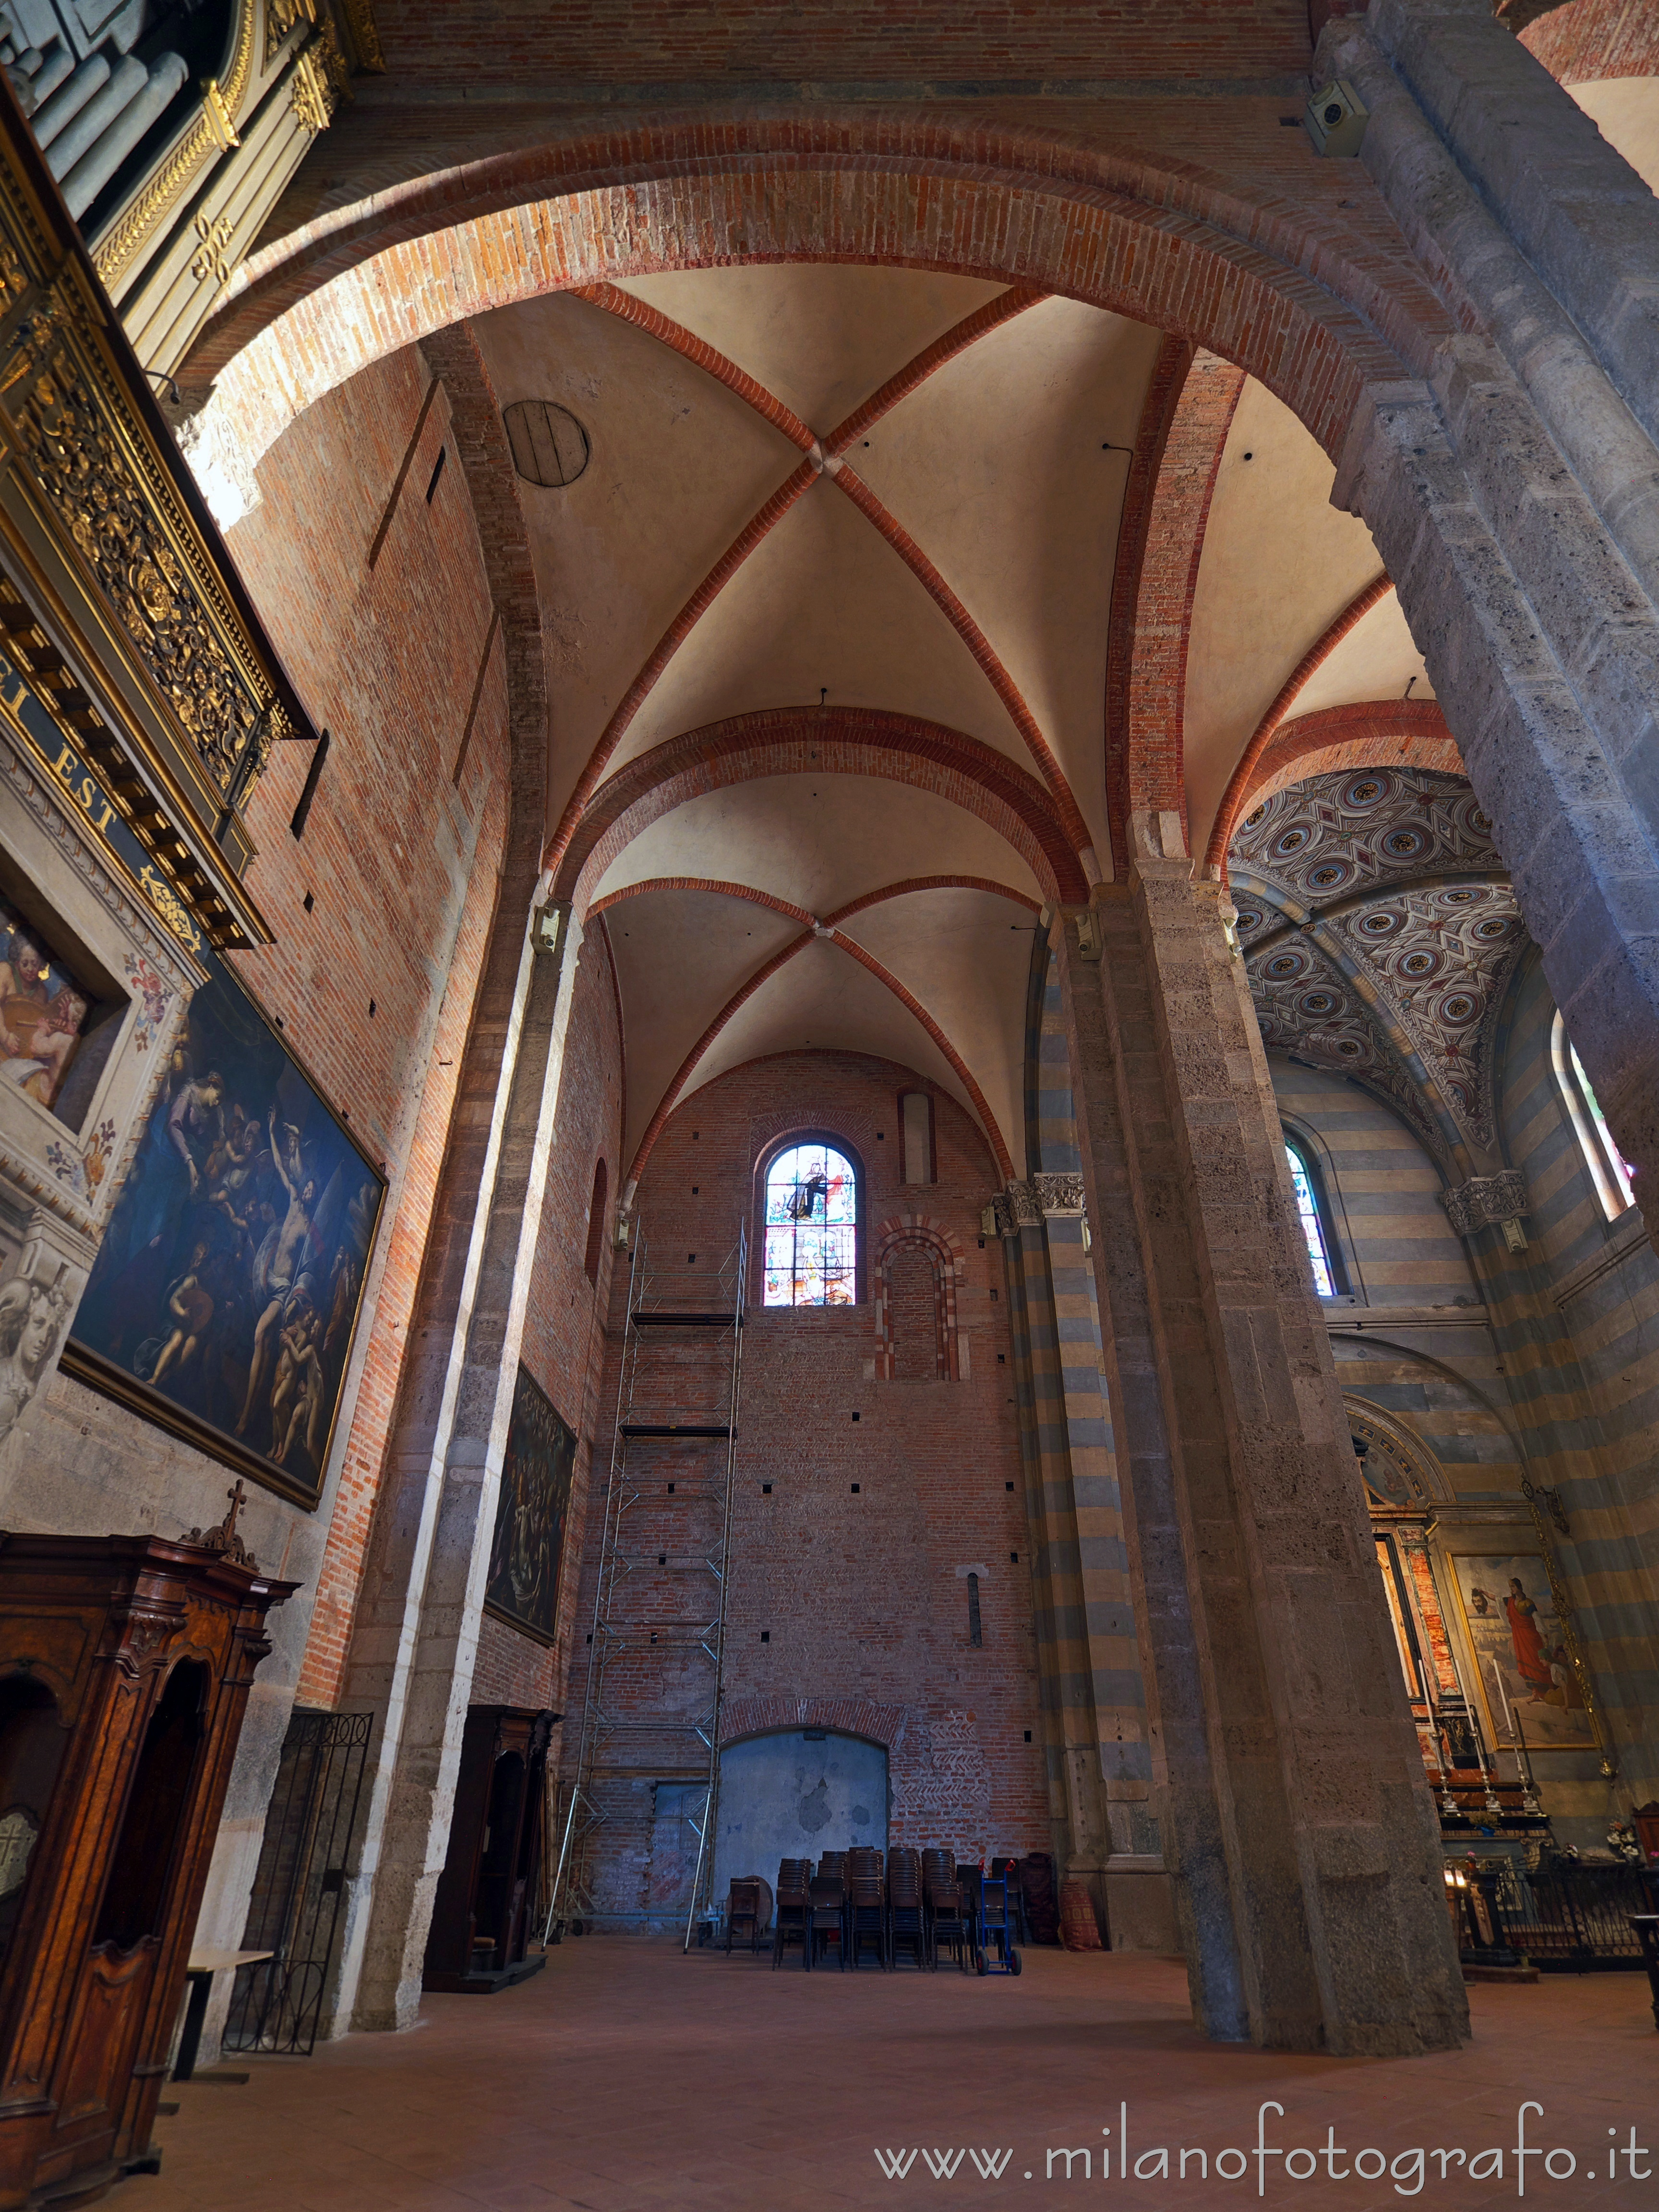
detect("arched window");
top-left (583, 1158), bottom-right (608, 1284)
top-left (1285, 1138), bottom-right (1338, 1298)
top-left (1551, 1011), bottom-right (1635, 1220)
top-left (762, 1141), bottom-right (857, 1306)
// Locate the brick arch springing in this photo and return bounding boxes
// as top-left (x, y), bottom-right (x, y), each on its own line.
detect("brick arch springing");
top-left (872, 1215), bottom-right (964, 1382)
top-left (556, 708), bottom-right (1089, 913)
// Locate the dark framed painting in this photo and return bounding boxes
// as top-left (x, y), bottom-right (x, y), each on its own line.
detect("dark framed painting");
top-left (63, 958), bottom-right (384, 1509)
top-left (484, 1366), bottom-right (576, 1647)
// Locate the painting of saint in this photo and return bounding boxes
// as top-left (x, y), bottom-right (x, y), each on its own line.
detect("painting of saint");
top-left (0, 901), bottom-right (91, 1115)
top-left (1449, 1552), bottom-right (1598, 1753)
top-left (64, 957), bottom-right (383, 1507)
top-left (484, 1367), bottom-right (576, 1647)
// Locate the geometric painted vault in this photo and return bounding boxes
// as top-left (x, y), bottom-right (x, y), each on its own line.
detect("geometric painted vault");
top-left (1230, 769), bottom-right (1529, 1176)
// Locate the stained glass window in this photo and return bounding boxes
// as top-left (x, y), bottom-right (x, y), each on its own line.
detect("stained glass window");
top-left (763, 1142), bottom-right (857, 1306)
top-left (1286, 1141), bottom-right (1336, 1297)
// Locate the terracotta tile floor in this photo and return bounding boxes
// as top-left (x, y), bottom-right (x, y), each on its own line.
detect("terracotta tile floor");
top-left (136, 1941), bottom-right (1659, 2212)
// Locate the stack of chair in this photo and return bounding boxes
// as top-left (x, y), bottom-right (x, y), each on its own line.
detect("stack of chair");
top-left (726, 1877), bottom-right (763, 1955)
top-left (887, 1848), bottom-right (926, 1970)
top-left (923, 1851), bottom-right (972, 1971)
top-left (773, 1859), bottom-right (812, 1970)
top-left (847, 1848), bottom-right (886, 1969)
top-left (808, 1871), bottom-right (845, 1969)
top-left (955, 1862), bottom-right (984, 1959)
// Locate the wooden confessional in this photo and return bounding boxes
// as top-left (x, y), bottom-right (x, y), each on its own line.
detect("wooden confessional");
top-left (423, 1706), bottom-right (557, 1993)
top-left (0, 1509), bottom-right (294, 2209)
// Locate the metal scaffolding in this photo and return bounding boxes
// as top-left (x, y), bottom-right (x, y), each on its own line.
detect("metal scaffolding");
top-left (547, 1220), bottom-right (746, 1952)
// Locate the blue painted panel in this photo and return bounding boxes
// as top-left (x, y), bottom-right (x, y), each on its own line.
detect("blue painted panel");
top-left (712, 1730), bottom-right (889, 1910)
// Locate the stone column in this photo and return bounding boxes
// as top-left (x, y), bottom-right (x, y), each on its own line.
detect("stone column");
top-left (1058, 858), bottom-right (1468, 2055)
top-left (333, 898), bottom-right (584, 2032)
top-left (1316, 0), bottom-right (1659, 1227)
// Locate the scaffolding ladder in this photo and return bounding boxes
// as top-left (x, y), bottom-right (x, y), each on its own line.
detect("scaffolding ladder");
top-left (547, 1221), bottom-right (745, 1952)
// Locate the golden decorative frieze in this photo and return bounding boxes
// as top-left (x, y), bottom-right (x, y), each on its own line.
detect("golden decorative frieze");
top-left (0, 111), bottom-right (307, 949)
top-left (190, 211), bottom-right (237, 291)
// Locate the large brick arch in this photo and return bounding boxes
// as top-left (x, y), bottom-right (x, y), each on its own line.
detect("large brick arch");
top-left (555, 707), bottom-right (1092, 913)
top-left (184, 116), bottom-right (1454, 493)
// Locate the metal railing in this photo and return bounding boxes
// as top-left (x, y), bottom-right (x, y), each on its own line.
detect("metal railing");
top-left (1462, 1856), bottom-right (1659, 1970)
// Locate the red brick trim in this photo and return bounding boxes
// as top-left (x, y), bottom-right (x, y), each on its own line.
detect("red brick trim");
top-left (185, 120), bottom-right (1452, 483)
top-left (828, 465), bottom-right (1096, 869)
top-left (554, 707), bottom-right (1091, 911)
top-left (592, 878), bottom-right (817, 926)
top-left (574, 282), bottom-right (819, 451)
top-left (825, 287), bottom-right (1048, 455)
top-left (546, 459), bottom-right (818, 874)
top-left (828, 876), bottom-right (1041, 920)
top-left (1203, 573), bottom-right (1397, 875)
top-left (1236, 698), bottom-right (1462, 819)
top-left (1117, 349), bottom-right (1246, 857)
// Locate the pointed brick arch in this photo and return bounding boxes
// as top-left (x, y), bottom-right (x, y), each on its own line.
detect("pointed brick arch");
top-left (554, 707), bottom-right (1090, 913)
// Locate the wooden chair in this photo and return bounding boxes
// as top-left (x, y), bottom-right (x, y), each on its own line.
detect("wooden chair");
top-left (928, 1878), bottom-right (973, 1971)
top-left (808, 1875), bottom-right (845, 1970)
top-left (726, 1877), bottom-right (763, 1955)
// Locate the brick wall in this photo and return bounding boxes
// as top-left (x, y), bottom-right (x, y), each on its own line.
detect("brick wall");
top-left (218, 341), bottom-right (516, 1705)
top-left (371, 2), bottom-right (1311, 86)
top-left (565, 1048), bottom-right (1049, 1918)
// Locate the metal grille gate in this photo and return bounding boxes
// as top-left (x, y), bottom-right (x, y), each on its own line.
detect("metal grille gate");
top-left (547, 1221), bottom-right (745, 1951)
top-left (224, 1708), bottom-right (373, 2056)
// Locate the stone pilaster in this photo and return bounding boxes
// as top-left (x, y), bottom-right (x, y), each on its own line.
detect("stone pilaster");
top-left (335, 899), bottom-right (584, 2032)
top-left (1058, 875), bottom-right (1468, 2055)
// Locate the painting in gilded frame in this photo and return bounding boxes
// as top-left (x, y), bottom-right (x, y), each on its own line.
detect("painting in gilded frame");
top-left (1448, 1551), bottom-right (1597, 1753)
top-left (65, 959), bottom-right (383, 1508)
top-left (483, 1366), bottom-right (576, 1647)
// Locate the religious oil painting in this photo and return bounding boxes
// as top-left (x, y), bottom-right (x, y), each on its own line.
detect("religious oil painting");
top-left (763, 1141), bottom-right (857, 1307)
top-left (484, 1365), bottom-right (576, 1646)
top-left (1450, 1551), bottom-right (1597, 1752)
top-left (0, 895), bottom-right (97, 1122)
top-left (64, 962), bottom-right (383, 1508)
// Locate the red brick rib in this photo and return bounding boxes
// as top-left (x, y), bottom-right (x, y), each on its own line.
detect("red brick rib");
top-left (1203, 574), bottom-right (1398, 875)
top-left (825, 288), bottom-right (1048, 455)
top-left (574, 283), bottom-right (819, 452)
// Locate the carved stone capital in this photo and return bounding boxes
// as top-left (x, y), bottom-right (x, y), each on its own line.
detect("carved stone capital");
top-left (1006, 1179), bottom-right (1043, 1231)
top-left (983, 1195), bottom-right (1016, 1239)
top-left (1034, 1172), bottom-right (1085, 1218)
top-left (1441, 1169), bottom-right (1528, 1236)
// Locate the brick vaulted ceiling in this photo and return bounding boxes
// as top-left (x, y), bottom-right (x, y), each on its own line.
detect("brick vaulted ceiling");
top-left (460, 263), bottom-right (1444, 1187)
top-left (212, 21), bottom-right (1658, 1199)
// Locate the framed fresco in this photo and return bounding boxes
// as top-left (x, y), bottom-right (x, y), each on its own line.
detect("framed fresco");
top-left (1447, 1551), bottom-right (1599, 1754)
top-left (62, 957), bottom-right (384, 1509)
top-left (483, 1366), bottom-right (576, 1648)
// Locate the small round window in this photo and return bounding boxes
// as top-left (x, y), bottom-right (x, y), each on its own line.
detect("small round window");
top-left (503, 400), bottom-right (590, 487)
